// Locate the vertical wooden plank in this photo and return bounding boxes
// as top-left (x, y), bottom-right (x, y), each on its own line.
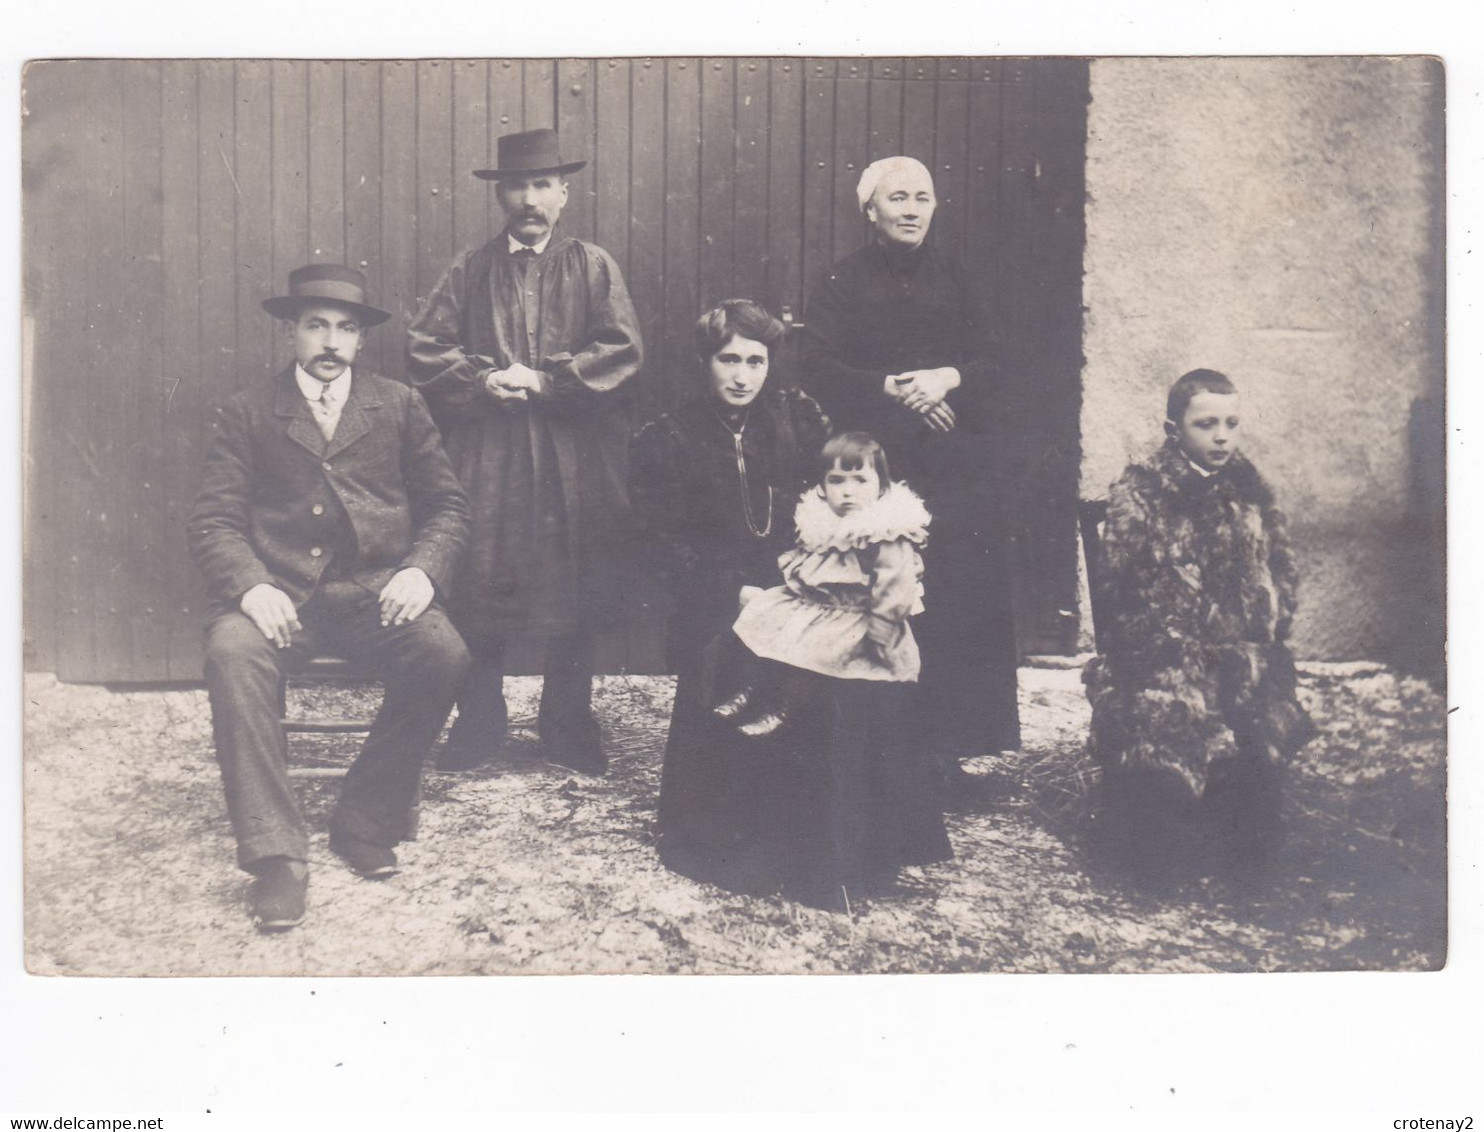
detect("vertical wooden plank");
top-left (119, 63), bottom-right (169, 678)
top-left (996, 58), bottom-right (1044, 649)
top-left (191, 61), bottom-right (237, 673)
top-left (800, 59), bottom-right (836, 307)
top-left (589, 57), bottom-right (631, 674)
top-left (523, 58), bottom-right (555, 130)
top-left (965, 59), bottom-right (1005, 286)
top-left (628, 57), bottom-right (666, 416)
top-left (21, 61), bottom-right (85, 674)
top-left (75, 60), bottom-right (131, 678)
top-left (415, 60), bottom-right (454, 314)
top-left (308, 60), bottom-right (345, 263)
top-left (997, 59), bottom-right (1037, 346)
top-left (578, 59), bottom-right (622, 678)
top-left (234, 61), bottom-right (274, 393)
top-left (46, 63), bottom-right (95, 677)
top-left (452, 59), bottom-right (491, 258)
top-left (867, 57), bottom-right (903, 162)
top-left (698, 57), bottom-right (735, 310)
top-left (50, 63), bottom-right (96, 677)
top-left (198, 61), bottom-right (238, 414)
top-left (20, 62), bottom-right (53, 670)
top-left (901, 56), bottom-right (936, 170)
top-left (662, 58), bottom-right (700, 398)
top-left (160, 60), bottom-right (206, 679)
top-left (344, 60), bottom-right (384, 377)
top-left (20, 64), bottom-right (42, 669)
top-left (733, 58), bottom-right (768, 304)
top-left (765, 59), bottom-right (804, 320)
top-left (623, 56), bottom-right (669, 673)
top-left (1027, 58), bottom-right (1090, 650)
top-left (933, 58), bottom-right (971, 258)
top-left (1029, 59), bottom-right (1088, 375)
top-left (555, 58), bottom-right (596, 243)
top-left (870, 57), bottom-right (905, 81)
top-left (379, 61), bottom-right (417, 382)
top-left (271, 61), bottom-right (309, 375)
top-left (489, 59), bottom-right (522, 235)
top-left (831, 59), bottom-right (870, 267)
top-left (593, 57), bottom-right (631, 277)
top-left (191, 61), bottom-right (238, 672)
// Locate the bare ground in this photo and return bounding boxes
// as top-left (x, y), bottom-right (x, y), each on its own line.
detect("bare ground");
top-left (22, 664), bottom-right (1446, 976)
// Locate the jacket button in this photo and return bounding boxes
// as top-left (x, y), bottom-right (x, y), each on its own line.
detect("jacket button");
top-left (322, 461), bottom-right (332, 471)
top-left (312, 504), bottom-right (325, 516)
top-left (310, 547), bottom-right (323, 558)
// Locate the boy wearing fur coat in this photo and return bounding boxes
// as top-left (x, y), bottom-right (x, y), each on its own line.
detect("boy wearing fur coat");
top-left (1084, 369), bottom-right (1314, 879)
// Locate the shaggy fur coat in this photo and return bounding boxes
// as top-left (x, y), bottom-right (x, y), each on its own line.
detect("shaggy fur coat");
top-left (1084, 439), bottom-right (1314, 798)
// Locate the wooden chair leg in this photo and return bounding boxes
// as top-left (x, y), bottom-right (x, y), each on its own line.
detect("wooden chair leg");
top-left (282, 657), bottom-right (376, 779)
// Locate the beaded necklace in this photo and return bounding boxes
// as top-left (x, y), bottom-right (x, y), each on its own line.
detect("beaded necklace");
top-left (710, 403), bottom-right (774, 540)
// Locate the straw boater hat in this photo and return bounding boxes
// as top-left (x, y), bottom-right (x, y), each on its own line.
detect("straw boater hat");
top-left (261, 264), bottom-right (391, 327)
top-left (473, 128), bottom-right (587, 181)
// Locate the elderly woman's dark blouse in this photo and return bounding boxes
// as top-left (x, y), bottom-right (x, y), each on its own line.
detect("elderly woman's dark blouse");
top-left (799, 239), bottom-right (1022, 756)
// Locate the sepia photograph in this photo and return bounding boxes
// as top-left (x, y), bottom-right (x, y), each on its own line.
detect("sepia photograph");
top-left (18, 51), bottom-right (1448, 980)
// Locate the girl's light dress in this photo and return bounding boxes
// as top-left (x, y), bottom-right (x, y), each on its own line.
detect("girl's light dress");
top-left (732, 482), bottom-right (931, 682)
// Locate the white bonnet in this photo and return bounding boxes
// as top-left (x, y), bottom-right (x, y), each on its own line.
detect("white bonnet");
top-left (855, 156), bottom-right (933, 213)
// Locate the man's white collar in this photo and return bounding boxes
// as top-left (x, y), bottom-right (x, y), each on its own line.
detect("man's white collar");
top-left (508, 232), bottom-right (552, 255)
top-left (295, 365), bottom-right (352, 402)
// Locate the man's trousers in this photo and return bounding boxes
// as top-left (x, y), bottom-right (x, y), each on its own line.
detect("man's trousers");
top-left (203, 582), bottom-right (470, 870)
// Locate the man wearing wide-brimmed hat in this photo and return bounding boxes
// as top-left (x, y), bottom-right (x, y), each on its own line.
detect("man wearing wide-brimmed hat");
top-left (190, 264), bottom-right (471, 931)
top-left (409, 127), bottom-right (644, 777)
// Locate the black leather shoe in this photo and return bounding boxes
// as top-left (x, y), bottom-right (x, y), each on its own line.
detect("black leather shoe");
top-left (438, 673), bottom-right (509, 772)
top-left (438, 731), bottom-right (504, 772)
top-left (540, 710), bottom-right (607, 776)
top-left (249, 856), bottom-right (307, 931)
top-left (329, 828), bottom-right (399, 879)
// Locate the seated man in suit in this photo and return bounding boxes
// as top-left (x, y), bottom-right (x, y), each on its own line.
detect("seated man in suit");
top-left (189, 263), bottom-right (471, 932)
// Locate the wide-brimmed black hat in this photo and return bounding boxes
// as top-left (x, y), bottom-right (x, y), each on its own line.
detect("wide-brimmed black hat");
top-left (261, 263), bottom-right (390, 327)
top-left (473, 128), bottom-right (587, 181)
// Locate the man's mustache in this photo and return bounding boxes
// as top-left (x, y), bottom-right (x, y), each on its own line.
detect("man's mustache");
top-left (313, 352), bottom-right (342, 365)
top-left (514, 208), bottom-right (549, 223)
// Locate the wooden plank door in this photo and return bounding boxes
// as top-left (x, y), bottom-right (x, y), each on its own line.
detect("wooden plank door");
top-left (22, 56), bottom-right (1088, 680)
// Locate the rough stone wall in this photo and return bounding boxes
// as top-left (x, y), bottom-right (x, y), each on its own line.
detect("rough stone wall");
top-left (1081, 57), bottom-right (1444, 663)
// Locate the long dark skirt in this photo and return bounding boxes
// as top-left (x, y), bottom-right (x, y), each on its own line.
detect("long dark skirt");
top-left (656, 631), bottom-right (952, 903)
top-left (911, 481), bottom-right (1022, 759)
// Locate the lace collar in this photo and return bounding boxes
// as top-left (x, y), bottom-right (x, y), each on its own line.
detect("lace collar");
top-left (792, 482), bottom-right (931, 553)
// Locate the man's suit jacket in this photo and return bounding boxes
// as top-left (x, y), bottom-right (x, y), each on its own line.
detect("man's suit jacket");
top-left (188, 366), bottom-right (470, 612)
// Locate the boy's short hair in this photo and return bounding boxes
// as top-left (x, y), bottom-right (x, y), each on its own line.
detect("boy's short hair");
top-left (819, 431), bottom-right (893, 489)
top-left (694, 299), bottom-right (785, 366)
top-left (1166, 368), bottom-right (1238, 422)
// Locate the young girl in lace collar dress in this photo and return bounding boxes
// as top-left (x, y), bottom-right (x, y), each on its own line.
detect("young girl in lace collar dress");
top-left (717, 431), bottom-right (932, 735)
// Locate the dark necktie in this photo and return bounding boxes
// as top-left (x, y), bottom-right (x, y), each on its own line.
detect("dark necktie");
top-left (512, 246), bottom-right (537, 276)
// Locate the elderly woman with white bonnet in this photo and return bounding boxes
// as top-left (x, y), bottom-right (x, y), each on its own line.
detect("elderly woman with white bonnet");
top-left (798, 154), bottom-right (1021, 792)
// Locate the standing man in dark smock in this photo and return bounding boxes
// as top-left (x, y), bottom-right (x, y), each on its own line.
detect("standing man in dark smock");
top-left (408, 128), bottom-right (643, 776)
top-left (798, 156), bottom-right (1020, 787)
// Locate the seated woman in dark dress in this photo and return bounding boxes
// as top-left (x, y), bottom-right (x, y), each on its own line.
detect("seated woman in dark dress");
top-left (630, 300), bottom-right (952, 907)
